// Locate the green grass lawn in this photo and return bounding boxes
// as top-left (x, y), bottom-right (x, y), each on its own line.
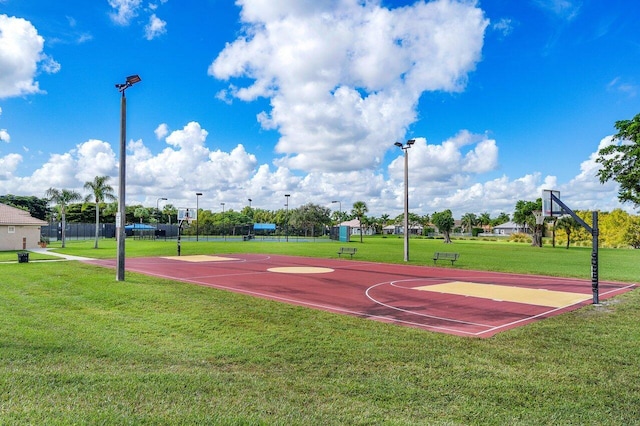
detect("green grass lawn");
top-left (1, 237), bottom-right (639, 424)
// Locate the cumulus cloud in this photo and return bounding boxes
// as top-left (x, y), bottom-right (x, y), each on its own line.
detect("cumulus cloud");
top-left (0, 119), bottom-right (630, 218)
top-left (144, 14), bottom-right (167, 40)
top-left (210, 0), bottom-right (489, 173)
top-left (0, 153), bottom-right (21, 180)
top-left (0, 15), bottom-right (58, 98)
top-left (154, 123), bottom-right (169, 140)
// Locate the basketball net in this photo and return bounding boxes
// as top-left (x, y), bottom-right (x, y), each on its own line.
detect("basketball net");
top-left (533, 210), bottom-right (544, 225)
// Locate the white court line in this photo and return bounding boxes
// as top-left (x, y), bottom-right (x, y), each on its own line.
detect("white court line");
top-left (366, 279), bottom-right (494, 328)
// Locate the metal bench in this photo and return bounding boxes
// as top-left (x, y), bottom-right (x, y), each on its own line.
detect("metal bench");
top-left (338, 247), bottom-right (357, 259)
top-left (433, 252), bottom-right (459, 265)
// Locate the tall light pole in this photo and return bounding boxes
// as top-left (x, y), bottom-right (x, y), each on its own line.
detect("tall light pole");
top-left (395, 139), bottom-right (415, 262)
top-left (221, 202), bottom-right (225, 241)
top-left (196, 192), bottom-right (203, 241)
top-left (248, 198), bottom-right (252, 208)
top-left (285, 194), bottom-right (290, 242)
top-left (156, 197), bottom-right (167, 228)
top-left (331, 200), bottom-right (341, 223)
top-left (115, 74), bottom-right (141, 281)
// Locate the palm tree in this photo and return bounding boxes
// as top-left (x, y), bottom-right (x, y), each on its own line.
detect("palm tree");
top-left (45, 187), bottom-right (82, 248)
top-left (460, 212), bottom-right (477, 234)
top-left (556, 216), bottom-right (579, 249)
top-left (478, 212), bottom-right (491, 231)
top-left (351, 201), bottom-right (369, 243)
top-left (84, 176), bottom-right (116, 249)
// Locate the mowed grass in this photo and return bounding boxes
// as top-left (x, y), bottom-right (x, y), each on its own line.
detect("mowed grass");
top-left (1, 237), bottom-right (639, 424)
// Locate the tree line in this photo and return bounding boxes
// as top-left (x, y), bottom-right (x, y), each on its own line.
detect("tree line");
top-left (4, 108), bottom-right (640, 250)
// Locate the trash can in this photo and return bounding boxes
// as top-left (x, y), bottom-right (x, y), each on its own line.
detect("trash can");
top-left (17, 252), bottom-right (29, 263)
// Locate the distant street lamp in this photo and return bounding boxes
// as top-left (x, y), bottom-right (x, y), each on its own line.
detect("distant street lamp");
top-left (196, 192), bottom-right (203, 241)
top-left (285, 194), bottom-right (290, 242)
top-left (115, 74), bottom-right (141, 282)
top-left (331, 200), bottom-right (341, 223)
top-left (395, 139), bottom-right (415, 262)
top-left (221, 202), bottom-right (225, 241)
top-left (248, 198), bottom-right (252, 208)
top-left (156, 197), bottom-right (167, 228)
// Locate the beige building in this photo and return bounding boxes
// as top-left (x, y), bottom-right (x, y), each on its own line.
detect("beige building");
top-left (0, 203), bottom-right (48, 251)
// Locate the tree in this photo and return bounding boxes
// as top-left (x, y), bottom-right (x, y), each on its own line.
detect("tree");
top-left (432, 209), bottom-right (455, 243)
top-left (289, 203), bottom-right (331, 237)
top-left (134, 207), bottom-right (150, 223)
top-left (513, 199), bottom-right (544, 247)
top-left (84, 176), bottom-right (116, 249)
top-left (162, 203), bottom-right (178, 225)
top-left (491, 212), bottom-right (510, 227)
top-left (0, 195), bottom-right (49, 220)
top-left (596, 113), bottom-right (640, 206)
top-left (478, 212), bottom-right (491, 230)
top-left (460, 212), bottom-right (477, 233)
top-left (351, 201), bottom-right (369, 243)
top-left (555, 216), bottom-right (579, 249)
top-left (624, 216), bottom-right (640, 249)
top-left (45, 187), bottom-right (82, 248)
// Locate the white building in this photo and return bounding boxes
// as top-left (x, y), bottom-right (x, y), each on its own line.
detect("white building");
top-left (339, 218), bottom-right (376, 236)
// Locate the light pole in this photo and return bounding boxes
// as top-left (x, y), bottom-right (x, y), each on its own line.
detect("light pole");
top-left (156, 197), bottom-right (167, 228)
top-left (285, 194), bottom-right (290, 242)
top-left (221, 202), bottom-right (225, 241)
top-left (196, 192), bottom-right (202, 241)
top-left (395, 139), bottom-right (415, 262)
top-left (115, 74), bottom-right (141, 281)
top-left (331, 200), bottom-right (341, 223)
top-left (248, 198), bottom-right (252, 208)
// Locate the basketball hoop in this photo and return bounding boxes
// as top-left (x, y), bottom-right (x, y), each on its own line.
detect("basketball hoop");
top-left (533, 210), bottom-right (544, 225)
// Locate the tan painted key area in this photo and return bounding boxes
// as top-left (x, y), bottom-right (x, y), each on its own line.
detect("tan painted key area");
top-left (414, 281), bottom-right (590, 308)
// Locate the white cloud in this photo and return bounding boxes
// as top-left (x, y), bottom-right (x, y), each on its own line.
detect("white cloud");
top-left (0, 129), bottom-right (10, 142)
top-left (210, 0), bottom-right (489, 173)
top-left (108, 0), bottom-right (143, 25)
top-left (0, 120), bottom-right (632, 219)
top-left (144, 14), bottom-right (167, 40)
top-left (0, 15), bottom-right (53, 98)
top-left (492, 18), bottom-right (514, 37)
top-left (0, 153), bottom-right (21, 180)
top-left (40, 54), bottom-right (61, 74)
top-left (154, 123), bottom-right (169, 140)
top-left (532, 0), bottom-right (581, 21)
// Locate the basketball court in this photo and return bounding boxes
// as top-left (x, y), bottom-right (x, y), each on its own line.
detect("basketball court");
top-left (87, 253), bottom-right (635, 338)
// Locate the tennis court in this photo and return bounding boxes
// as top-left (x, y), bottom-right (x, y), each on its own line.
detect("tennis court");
top-left (88, 254), bottom-right (635, 337)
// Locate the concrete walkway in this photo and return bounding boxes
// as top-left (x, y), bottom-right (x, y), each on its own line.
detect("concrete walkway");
top-left (28, 247), bottom-right (92, 261)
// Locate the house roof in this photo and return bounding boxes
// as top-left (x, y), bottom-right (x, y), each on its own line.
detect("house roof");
top-left (0, 203), bottom-right (48, 226)
top-left (339, 218), bottom-right (361, 227)
top-left (493, 221), bottom-right (526, 230)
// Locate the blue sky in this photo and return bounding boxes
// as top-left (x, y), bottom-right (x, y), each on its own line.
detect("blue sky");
top-left (1, 0), bottom-right (639, 218)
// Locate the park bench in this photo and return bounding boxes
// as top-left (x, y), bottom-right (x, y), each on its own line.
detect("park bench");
top-left (433, 252), bottom-right (459, 265)
top-left (338, 247), bottom-right (357, 259)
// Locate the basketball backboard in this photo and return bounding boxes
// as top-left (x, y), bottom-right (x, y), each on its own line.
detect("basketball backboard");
top-left (542, 190), bottom-right (564, 218)
top-left (177, 208), bottom-right (197, 222)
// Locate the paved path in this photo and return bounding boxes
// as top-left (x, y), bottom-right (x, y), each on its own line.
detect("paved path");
top-left (28, 247), bottom-right (92, 261)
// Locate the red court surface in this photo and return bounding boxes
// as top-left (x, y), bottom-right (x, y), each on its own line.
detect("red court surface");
top-left (88, 254), bottom-right (636, 338)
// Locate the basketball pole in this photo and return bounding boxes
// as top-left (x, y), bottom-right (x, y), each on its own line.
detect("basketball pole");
top-left (549, 193), bottom-right (599, 304)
